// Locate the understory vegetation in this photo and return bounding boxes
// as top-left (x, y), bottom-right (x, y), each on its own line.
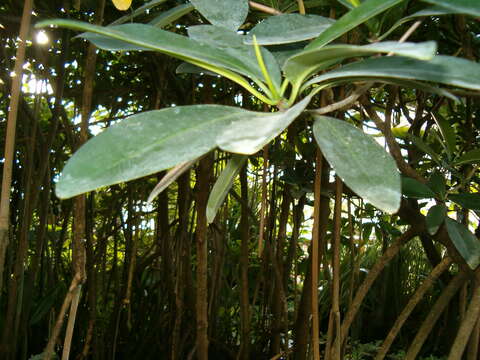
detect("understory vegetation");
top-left (1, 0), bottom-right (480, 359)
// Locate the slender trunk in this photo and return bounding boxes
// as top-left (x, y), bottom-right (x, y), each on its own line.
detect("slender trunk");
top-left (172, 171), bottom-right (191, 360)
top-left (339, 228), bottom-right (418, 347)
top-left (0, 0), bottom-right (33, 300)
top-left (239, 167), bottom-right (251, 360)
top-left (448, 277), bottom-right (480, 360)
top-left (329, 177), bottom-right (342, 360)
top-left (405, 271), bottom-right (468, 360)
top-left (1, 83), bottom-right (39, 358)
top-left (311, 151), bottom-right (323, 360)
top-left (375, 256), bottom-right (452, 360)
top-left (196, 156), bottom-right (212, 360)
top-left (294, 161), bottom-right (330, 360)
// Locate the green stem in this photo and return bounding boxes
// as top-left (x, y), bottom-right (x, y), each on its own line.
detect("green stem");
top-left (252, 36), bottom-right (280, 101)
top-left (280, 78), bottom-right (290, 98)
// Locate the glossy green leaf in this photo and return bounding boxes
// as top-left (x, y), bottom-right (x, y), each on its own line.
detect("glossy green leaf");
top-left (401, 177), bottom-right (436, 199)
top-left (190, 0), bottom-right (248, 30)
top-left (313, 116), bottom-right (401, 213)
top-left (304, 55), bottom-right (480, 91)
top-left (284, 41), bottom-right (436, 85)
top-left (35, 20), bottom-right (269, 88)
top-left (56, 98), bottom-right (311, 199)
top-left (426, 204), bottom-right (447, 235)
top-left (445, 217), bottom-right (480, 269)
top-left (188, 25), bottom-right (281, 91)
top-left (453, 149), bottom-right (480, 166)
top-left (422, 0), bottom-right (480, 17)
top-left (448, 193), bottom-right (480, 211)
top-left (149, 3), bottom-right (195, 28)
top-left (306, 0), bottom-right (403, 49)
top-left (269, 43), bottom-right (305, 69)
top-left (244, 14), bottom-right (335, 45)
top-left (217, 96), bottom-right (312, 154)
top-left (207, 155), bottom-right (247, 223)
top-left (428, 171), bottom-right (446, 199)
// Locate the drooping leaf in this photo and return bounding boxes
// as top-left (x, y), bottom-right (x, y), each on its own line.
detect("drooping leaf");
top-left (188, 25), bottom-right (281, 91)
top-left (378, 6), bottom-right (459, 41)
top-left (147, 159), bottom-right (197, 202)
top-left (448, 193), bottom-right (480, 211)
top-left (35, 20), bottom-right (269, 88)
top-left (445, 217), bottom-right (480, 269)
top-left (426, 204), bottom-right (447, 235)
top-left (453, 149), bottom-right (480, 166)
top-left (176, 62), bottom-right (219, 76)
top-left (422, 0), bottom-right (480, 17)
top-left (306, 0), bottom-right (404, 49)
top-left (110, 0), bottom-right (169, 25)
top-left (433, 113), bottom-right (456, 156)
top-left (313, 116), bottom-right (401, 213)
top-left (304, 55), bottom-right (480, 92)
top-left (244, 14), bottom-right (335, 45)
top-left (56, 98), bottom-right (311, 199)
top-left (407, 134), bottom-right (441, 165)
top-left (401, 177), bottom-right (436, 199)
top-left (427, 171), bottom-right (446, 199)
top-left (207, 155), bottom-right (247, 223)
top-left (284, 41), bottom-right (436, 85)
top-left (190, 0), bottom-right (249, 30)
top-left (149, 3), bottom-right (195, 28)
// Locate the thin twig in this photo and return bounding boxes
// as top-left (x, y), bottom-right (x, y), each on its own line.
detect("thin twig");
top-left (249, 1), bottom-right (282, 15)
top-left (297, 0), bottom-right (306, 15)
top-left (309, 83), bottom-right (373, 115)
top-left (362, 98), bottom-right (426, 183)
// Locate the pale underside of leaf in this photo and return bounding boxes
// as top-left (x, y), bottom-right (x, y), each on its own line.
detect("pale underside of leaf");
top-left (283, 41), bottom-right (437, 85)
top-left (244, 14), bottom-right (335, 45)
top-left (190, 0), bottom-right (249, 30)
top-left (304, 55), bottom-right (480, 91)
top-left (187, 25), bottom-right (281, 91)
top-left (56, 97), bottom-right (312, 199)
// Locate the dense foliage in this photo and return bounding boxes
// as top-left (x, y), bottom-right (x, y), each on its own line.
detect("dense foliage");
top-left (1, 0), bottom-right (480, 359)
